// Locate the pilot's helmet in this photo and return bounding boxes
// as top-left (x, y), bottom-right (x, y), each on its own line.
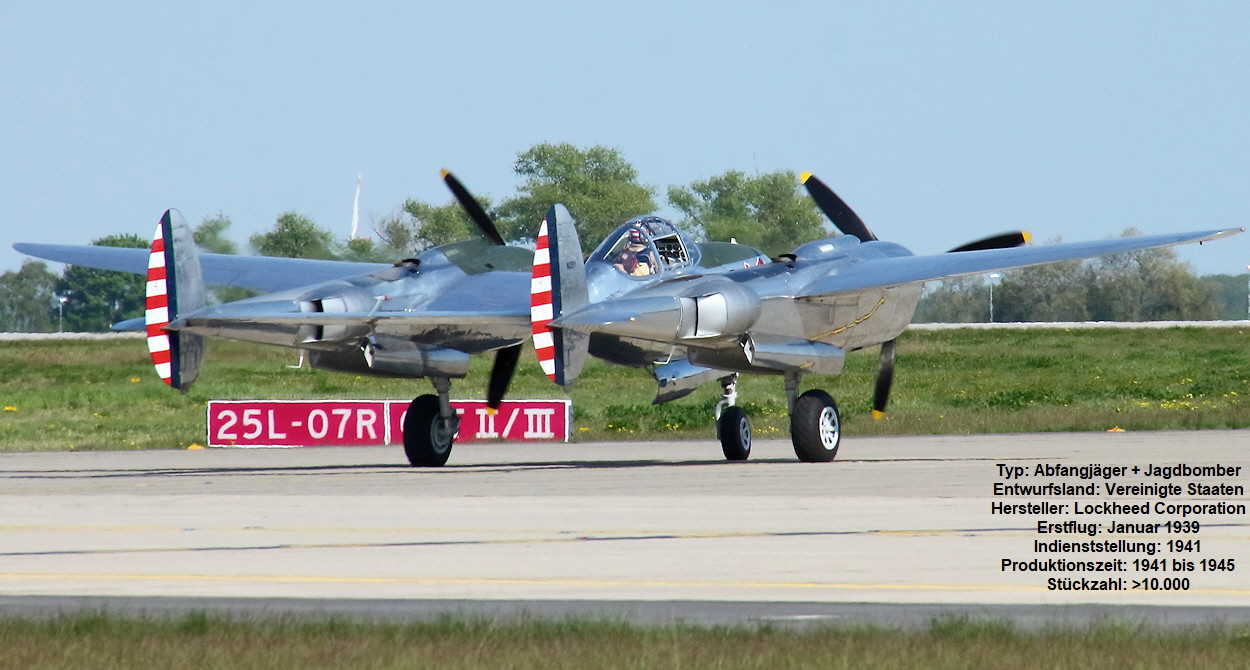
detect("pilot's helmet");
top-left (628, 228), bottom-right (647, 249)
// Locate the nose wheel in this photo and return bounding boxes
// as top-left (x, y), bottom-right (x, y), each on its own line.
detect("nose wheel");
top-left (717, 406), bottom-right (751, 460)
top-left (714, 374), bottom-right (751, 461)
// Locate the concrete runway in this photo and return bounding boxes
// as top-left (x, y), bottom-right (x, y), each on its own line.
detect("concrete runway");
top-left (2, 431), bottom-right (1248, 627)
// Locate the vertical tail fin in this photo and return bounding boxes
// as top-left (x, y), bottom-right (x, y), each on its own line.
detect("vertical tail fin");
top-left (145, 209), bottom-right (206, 392)
top-left (530, 204), bottom-right (588, 387)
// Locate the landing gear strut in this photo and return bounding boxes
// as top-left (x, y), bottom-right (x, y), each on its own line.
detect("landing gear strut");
top-left (402, 377), bottom-right (460, 467)
top-left (710, 371), bottom-right (842, 463)
top-left (714, 374), bottom-right (750, 461)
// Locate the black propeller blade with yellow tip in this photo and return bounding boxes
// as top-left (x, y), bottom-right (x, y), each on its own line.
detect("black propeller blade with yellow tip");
top-left (872, 339), bottom-right (896, 419)
top-left (800, 171), bottom-right (877, 243)
top-left (948, 231), bottom-right (1032, 253)
top-left (800, 170), bottom-right (1032, 420)
top-left (800, 171), bottom-right (897, 418)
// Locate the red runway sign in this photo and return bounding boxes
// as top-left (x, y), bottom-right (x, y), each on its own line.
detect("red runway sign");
top-left (207, 399), bottom-right (572, 447)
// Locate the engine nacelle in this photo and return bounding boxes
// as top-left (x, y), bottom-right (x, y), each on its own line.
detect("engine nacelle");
top-left (675, 280), bottom-right (762, 339)
top-left (310, 337), bottom-right (470, 379)
top-left (690, 334), bottom-right (845, 376)
top-left (652, 358), bottom-right (725, 404)
top-left (744, 334), bottom-right (845, 375)
top-left (551, 278), bottom-right (761, 343)
top-left (298, 288), bottom-right (374, 344)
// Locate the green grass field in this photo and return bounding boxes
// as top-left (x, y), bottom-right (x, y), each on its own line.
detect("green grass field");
top-left (3, 612), bottom-right (1249, 669)
top-left (0, 325), bottom-right (1247, 451)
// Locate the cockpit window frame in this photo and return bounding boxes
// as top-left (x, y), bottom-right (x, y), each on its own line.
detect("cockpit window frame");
top-left (588, 216), bottom-right (699, 279)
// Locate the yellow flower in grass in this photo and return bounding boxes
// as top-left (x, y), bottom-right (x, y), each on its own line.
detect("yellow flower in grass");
top-left (3, 406), bottom-right (15, 412)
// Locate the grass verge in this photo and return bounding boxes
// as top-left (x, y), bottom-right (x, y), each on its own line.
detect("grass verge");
top-left (2, 611), bottom-right (1249, 669)
top-left (0, 325), bottom-right (1246, 451)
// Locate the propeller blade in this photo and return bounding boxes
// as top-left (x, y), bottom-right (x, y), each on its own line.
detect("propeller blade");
top-left (800, 172), bottom-right (877, 242)
top-left (872, 339), bottom-right (896, 419)
top-left (947, 231), bottom-right (1032, 253)
top-left (486, 343), bottom-right (522, 409)
top-left (441, 169), bottom-right (506, 246)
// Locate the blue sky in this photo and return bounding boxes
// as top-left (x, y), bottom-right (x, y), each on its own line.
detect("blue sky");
top-left (3, 2), bottom-right (1247, 276)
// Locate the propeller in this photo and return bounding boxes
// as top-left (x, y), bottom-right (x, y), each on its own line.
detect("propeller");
top-left (800, 171), bottom-right (878, 242)
top-left (441, 169), bottom-right (506, 246)
top-left (487, 343), bottom-right (522, 410)
top-left (872, 339), bottom-right (896, 419)
top-left (441, 169), bottom-right (519, 409)
top-left (800, 171), bottom-right (896, 418)
top-left (799, 171), bottom-right (1028, 419)
top-left (947, 231), bottom-right (1032, 253)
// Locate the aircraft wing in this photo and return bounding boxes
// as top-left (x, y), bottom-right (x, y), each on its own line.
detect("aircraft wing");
top-left (12, 242), bottom-right (387, 293)
top-left (797, 228), bottom-right (1242, 298)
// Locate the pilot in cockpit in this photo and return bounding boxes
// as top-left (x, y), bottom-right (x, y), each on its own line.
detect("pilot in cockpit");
top-left (613, 228), bottom-right (656, 276)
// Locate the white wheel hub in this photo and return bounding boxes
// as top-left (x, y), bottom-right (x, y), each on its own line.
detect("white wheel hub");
top-left (818, 407), bottom-right (839, 450)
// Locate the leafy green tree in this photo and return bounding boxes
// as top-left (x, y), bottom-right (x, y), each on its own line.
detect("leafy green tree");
top-left (668, 170), bottom-right (826, 257)
top-left (194, 213), bottom-right (239, 255)
top-left (57, 234), bottom-right (148, 332)
top-left (190, 213), bottom-right (260, 304)
top-left (1087, 239), bottom-right (1218, 321)
top-left (1200, 273), bottom-right (1250, 320)
top-left (983, 231), bottom-right (1217, 323)
top-left (0, 261), bottom-right (59, 332)
top-left (374, 199), bottom-right (484, 256)
top-left (994, 256), bottom-right (1092, 323)
top-left (339, 236), bottom-right (400, 263)
top-left (496, 143), bottom-right (657, 244)
top-left (249, 212), bottom-right (336, 259)
top-left (913, 275), bottom-right (991, 323)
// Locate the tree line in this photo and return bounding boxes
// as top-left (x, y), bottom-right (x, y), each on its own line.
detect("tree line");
top-left (2, 143), bottom-right (1242, 332)
top-left (914, 234), bottom-right (1248, 323)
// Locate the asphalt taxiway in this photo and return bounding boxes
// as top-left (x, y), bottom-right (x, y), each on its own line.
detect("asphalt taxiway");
top-left (2, 431), bottom-right (1247, 627)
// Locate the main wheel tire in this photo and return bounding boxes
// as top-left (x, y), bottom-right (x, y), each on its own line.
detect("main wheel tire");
top-left (718, 406), bottom-right (751, 461)
top-left (790, 389), bottom-right (841, 462)
top-left (403, 394), bottom-right (454, 467)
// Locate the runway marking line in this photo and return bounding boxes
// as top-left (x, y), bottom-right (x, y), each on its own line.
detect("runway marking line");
top-left (0, 529), bottom-right (1046, 558)
top-left (4, 526), bottom-right (1248, 559)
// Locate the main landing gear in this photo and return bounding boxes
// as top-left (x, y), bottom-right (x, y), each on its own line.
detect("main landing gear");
top-left (403, 377), bottom-right (460, 467)
top-left (713, 371), bottom-right (842, 463)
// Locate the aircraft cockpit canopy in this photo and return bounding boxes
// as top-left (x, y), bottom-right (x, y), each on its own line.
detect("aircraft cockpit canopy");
top-left (589, 216), bottom-right (699, 278)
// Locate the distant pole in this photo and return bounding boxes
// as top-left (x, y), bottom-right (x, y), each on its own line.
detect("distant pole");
top-left (350, 172), bottom-right (362, 240)
top-left (988, 273), bottom-right (1001, 322)
top-left (56, 295), bottom-right (67, 333)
